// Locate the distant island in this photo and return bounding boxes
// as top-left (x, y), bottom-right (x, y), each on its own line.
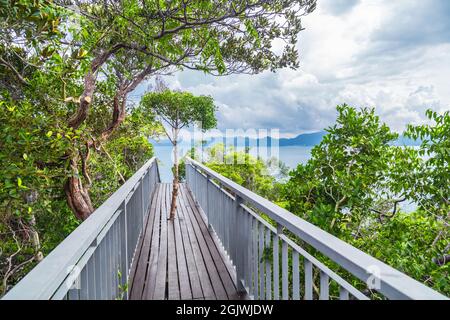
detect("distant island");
top-left (150, 131), bottom-right (421, 147)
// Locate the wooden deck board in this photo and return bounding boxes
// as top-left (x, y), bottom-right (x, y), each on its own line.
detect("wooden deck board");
top-left (130, 183), bottom-right (240, 300)
top-left (141, 185), bottom-right (163, 299)
top-left (178, 190), bottom-right (216, 299)
top-left (129, 187), bottom-right (158, 299)
top-left (181, 184), bottom-right (239, 300)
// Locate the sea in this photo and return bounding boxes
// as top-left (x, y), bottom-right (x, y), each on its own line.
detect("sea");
top-left (153, 143), bottom-right (417, 212)
top-left (153, 144), bottom-right (313, 182)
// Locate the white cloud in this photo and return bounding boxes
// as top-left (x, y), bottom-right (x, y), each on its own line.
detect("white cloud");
top-left (142, 0), bottom-right (450, 136)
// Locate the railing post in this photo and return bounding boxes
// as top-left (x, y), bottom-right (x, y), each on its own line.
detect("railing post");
top-left (206, 175), bottom-right (213, 231)
top-left (274, 223), bottom-right (283, 300)
top-left (119, 201), bottom-right (129, 300)
top-left (141, 175), bottom-right (145, 227)
top-left (234, 194), bottom-right (246, 293)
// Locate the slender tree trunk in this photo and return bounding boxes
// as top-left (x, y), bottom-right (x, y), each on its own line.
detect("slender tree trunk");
top-left (28, 215), bottom-right (43, 262)
top-left (169, 130), bottom-right (179, 220)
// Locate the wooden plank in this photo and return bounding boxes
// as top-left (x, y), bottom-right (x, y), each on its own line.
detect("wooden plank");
top-left (167, 185), bottom-right (180, 300)
top-left (142, 185), bottom-right (163, 299)
top-left (180, 185), bottom-right (228, 300)
top-left (177, 186), bottom-right (216, 299)
top-left (152, 183), bottom-right (169, 299)
top-left (177, 193), bottom-right (203, 299)
top-left (129, 186), bottom-right (159, 299)
top-left (130, 182), bottom-right (240, 300)
top-left (182, 184), bottom-right (238, 300)
top-left (173, 190), bottom-right (195, 300)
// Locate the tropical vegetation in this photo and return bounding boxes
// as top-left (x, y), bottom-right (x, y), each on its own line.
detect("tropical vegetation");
top-left (206, 105), bottom-right (449, 296)
top-left (0, 0), bottom-right (316, 295)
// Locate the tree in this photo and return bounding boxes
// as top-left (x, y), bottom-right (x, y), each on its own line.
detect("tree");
top-left (53, 0), bottom-right (317, 220)
top-left (282, 105), bottom-right (403, 237)
top-left (202, 144), bottom-right (285, 201)
top-left (141, 89), bottom-right (217, 220)
top-left (405, 109), bottom-right (450, 268)
top-left (281, 105), bottom-right (449, 295)
top-left (0, 0), bottom-right (316, 294)
top-left (1, 0), bottom-right (317, 220)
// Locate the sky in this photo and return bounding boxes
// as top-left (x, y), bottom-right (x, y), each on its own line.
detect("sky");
top-left (138, 0), bottom-right (450, 137)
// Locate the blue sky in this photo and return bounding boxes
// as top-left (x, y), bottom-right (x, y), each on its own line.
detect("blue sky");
top-left (139, 0), bottom-right (450, 137)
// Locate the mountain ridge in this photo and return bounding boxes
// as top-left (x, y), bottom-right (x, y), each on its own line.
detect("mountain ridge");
top-left (150, 131), bottom-right (421, 147)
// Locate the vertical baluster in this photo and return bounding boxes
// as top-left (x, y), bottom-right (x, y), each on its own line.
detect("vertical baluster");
top-left (237, 200), bottom-right (243, 290)
top-left (113, 220), bottom-right (119, 299)
top-left (259, 223), bottom-right (265, 299)
top-left (206, 176), bottom-right (211, 228)
top-left (253, 219), bottom-right (259, 299)
top-left (119, 204), bottom-right (128, 299)
top-left (235, 195), bottom-right (244, 291)
top-left (227, 195), bottom-right (232, 255)
top-left (79, 265), bottom-right (88, 300)
top-left (340, 287), bottom-right (349, 300)
top-left (109, 227), bottom-right (114, 301)
top-left (273, 227), bottom-right (280, 300)
top-left (223, 192), bottom-right (227, 249)
top-left (292, 251), bottom-right (300, 300)
top-left (247, 215), bottom-right (253, 296)
top-left (265, 228), bottom-right (272, 299)
top-left (141, 177), bottom-right (145, 227)
top-left (68, 286), bottom-right (79, 300)
top-left (87, 255), bottom-right (95, 299)
top-left (102, 236), bottom-right (108, 300)
top-left (218, 188), bottom-right (223, 241)
top-left (304, 260), bottom-right (313, 300)
top-left (320, 272), bottom-right (329, 300)
top-left (281, 241), bottom-right (288, 300)
top-left (94, 246), bottom-right (102, 299)
top-left (246, 212), bottom-right (252, 291)
top-left (126, 201), bottom-right (131, 269)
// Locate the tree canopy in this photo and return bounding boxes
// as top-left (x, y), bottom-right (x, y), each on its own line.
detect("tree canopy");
top-left (1, 0), bottom-right (317, 294)
top-left (141, 88), bottom-right (217, 219)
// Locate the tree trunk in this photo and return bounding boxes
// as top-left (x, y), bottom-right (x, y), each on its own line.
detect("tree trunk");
top-left (65, 154), bottom-right (94, 221)
top-left (28, 215), bottom-right (43, 262)
top-left (169, 139), bottom-right (179, 220)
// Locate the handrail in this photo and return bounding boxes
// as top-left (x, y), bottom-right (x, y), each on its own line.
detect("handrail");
top-left (2, 157), bottom-right (160, 300)
top-left (185, 157), bottom-right (448, 300)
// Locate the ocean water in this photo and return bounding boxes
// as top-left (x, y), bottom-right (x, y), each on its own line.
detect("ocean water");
top-left (152, 145), bottom-right (314, 182)
top-left (153, 144), bottom-right (417, 212)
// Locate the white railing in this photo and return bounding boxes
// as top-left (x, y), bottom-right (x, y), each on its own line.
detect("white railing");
top-left (2, 158), bottom-right (160, 300)
top-left (185, 157), bottom-right (448, 300)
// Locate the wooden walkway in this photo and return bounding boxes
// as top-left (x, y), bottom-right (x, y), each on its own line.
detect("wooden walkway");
top-left (129, 183), bottom-right (242, 300)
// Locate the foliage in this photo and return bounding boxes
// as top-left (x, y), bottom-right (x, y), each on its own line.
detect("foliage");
top-left (282, 105), bottom-right (402, 237)
top-left (201, 144), bottom-right (285, 201)
top-left (281, 105), bottom-right (449, 295)
top-left (140, 89), bottom-right (217, 219)
top-left (0, 95), bottom-right (155, 294)
top-left (141, 90), bottom-right (217, 133)
top-left (353, 211), bottom-right (449, 295)
top-left (1, 0), bottom-right (316, 294)
top-left (405, 110), bottom-right (449, 226)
